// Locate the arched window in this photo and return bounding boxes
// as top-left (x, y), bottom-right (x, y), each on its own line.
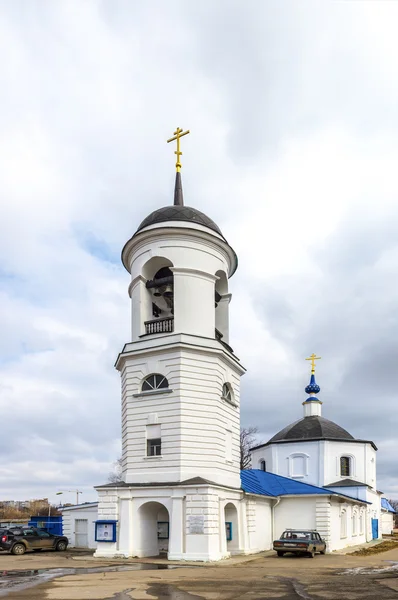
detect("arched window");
top-left (340, 507), bottom-right (347, 538)
top-left (222, 383), bottom-right (236, 406)
top-left (352, 510), bottom-right (357, 535)
top-left (259, 460), bottom-right (266, 472)
top-left (222, 383), bottom-right (233, 402)
top-left (359, 510), bottom-right (365, 535)
top-left (340, 456), bottom-right (351, 477)
top-left (142, 374), bottom-right (169, 392)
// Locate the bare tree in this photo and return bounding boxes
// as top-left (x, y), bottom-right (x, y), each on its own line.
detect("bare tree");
top-left (240, 426), bottom-right (259, 470)
top-left (108, 457), bottom-right (123, 483)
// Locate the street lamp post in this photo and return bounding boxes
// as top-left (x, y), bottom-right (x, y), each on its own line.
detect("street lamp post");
top-left (56, 490), bottom-right (83, 505)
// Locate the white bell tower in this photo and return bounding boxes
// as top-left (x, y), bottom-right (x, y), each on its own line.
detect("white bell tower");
top-left (116, 132), bottom-right (245, 489)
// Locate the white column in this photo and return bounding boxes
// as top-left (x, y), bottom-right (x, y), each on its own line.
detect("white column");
top-left (172, 268), bottom-right (217, 338)
top-left (129, 498), bottom-right (142, 557)
top-left (168, 496), bottom-right (184, 560)
top-left (239, 500), bottom-right (249, 553)
top-left (128, 275), bottom-right (150, 341)
top-left (118, 498), bottom-right (132, 557)
top-left (216, 293), bottom-right (231, 343)
top-left (219, 498), bottom-right (228, 557)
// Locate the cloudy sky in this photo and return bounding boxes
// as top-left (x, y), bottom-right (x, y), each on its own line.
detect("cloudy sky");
top-left (1, 1), bottom-right (398, 504)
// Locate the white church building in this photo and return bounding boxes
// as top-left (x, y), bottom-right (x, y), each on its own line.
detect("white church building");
top-left (93, 133), bottom-right (382, 560)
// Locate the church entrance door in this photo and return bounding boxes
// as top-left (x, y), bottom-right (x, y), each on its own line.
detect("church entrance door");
top-left (136, 501), bottom-right (170, 557)
top-left (224, 503), bottom-right (239, 554)
top-left (371, 518), bottom-right (379, 539)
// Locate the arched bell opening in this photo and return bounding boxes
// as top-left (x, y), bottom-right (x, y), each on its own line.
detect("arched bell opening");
top-left (215, 270), bottom-right (230, 344)
top-left (142, 257), bottom-right (174, 335)
top-left (136, 501), bottom-right (170, 557)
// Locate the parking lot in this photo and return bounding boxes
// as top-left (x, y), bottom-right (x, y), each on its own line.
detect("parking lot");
top-left (0, 546), bottom-right (398, 599)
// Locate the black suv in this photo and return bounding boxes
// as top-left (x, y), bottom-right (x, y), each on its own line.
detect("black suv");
top-left (0, 527), bottom-right (68, 555)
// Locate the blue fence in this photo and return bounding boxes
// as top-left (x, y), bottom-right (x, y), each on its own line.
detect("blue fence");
top-left (28, 515), bottom-right (63, 536)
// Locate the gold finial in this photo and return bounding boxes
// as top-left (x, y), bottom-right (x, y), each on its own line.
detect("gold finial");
top-left (305, 353), bottom-right (321, 374)
top-left (167, 127), bottom-right (190, 172)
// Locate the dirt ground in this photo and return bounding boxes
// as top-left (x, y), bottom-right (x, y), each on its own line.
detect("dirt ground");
top-left (349, 540), bottom-right (398, 556)
top-left (0, 547), bottom-right (398, 600)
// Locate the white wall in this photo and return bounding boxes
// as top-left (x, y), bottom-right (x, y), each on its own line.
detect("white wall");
top-left (119, 341), bottom-right (244, 489)
top-left (61, 504), bottom-right (98, 549)
top-left (245, 497), bottom-right (273, 553)
top-left (329, 501), bottom-right (367, 551)
top-left (274, 497), bottom-right (317, 540)
top-left (251, 439), bottom-right (377, 490)
top-left (381, 511), bottom-right (394, 535)
top-left (326, 485), bottom-right (368, 502)
top-left (323, 440), bottom-right (377, 488)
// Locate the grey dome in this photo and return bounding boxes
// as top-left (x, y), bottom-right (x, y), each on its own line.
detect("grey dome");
top-left (267, 416), bottom-right (354, 444)
top-left (135, 205), bottom-right (223, 237)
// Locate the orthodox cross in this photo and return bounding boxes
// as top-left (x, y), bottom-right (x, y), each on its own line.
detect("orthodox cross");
top-left (167, 127), bottom-right (190, 172)
top-left (305, 353), bottom-right (321, 374)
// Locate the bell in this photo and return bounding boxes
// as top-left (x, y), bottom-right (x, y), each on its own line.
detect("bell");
top-left (163, 284), bottom-right (173, 298)
top-left (153, 286), bottom-right (165, 297)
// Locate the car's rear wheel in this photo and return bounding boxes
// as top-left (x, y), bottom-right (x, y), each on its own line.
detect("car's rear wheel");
top-left (56, 540), bottom-right (67, 551)
top-left (11, 543), bottom-right (26, 555)
top-left (308, 548), bottom-right (315, 558)
top-left (320, 548), bottom-right (326, 555)
top-left (277, 551), bottom-right (285, 557)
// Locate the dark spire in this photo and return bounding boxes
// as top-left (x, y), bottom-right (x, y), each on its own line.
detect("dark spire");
top-left (174, 171), bottom-right (184, 206)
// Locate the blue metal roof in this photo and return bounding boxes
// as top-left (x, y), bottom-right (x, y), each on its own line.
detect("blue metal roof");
top-left (241, 470), bottom-right (332, 497)
top-left (381, 498), bottom-right (396, 513)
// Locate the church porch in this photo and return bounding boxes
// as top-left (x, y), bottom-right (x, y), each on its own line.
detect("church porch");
top-left (94, 482), bottom-right (255, 562)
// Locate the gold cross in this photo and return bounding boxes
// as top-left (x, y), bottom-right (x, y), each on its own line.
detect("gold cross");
top-left (305, 353), bottom-right (321, 374)
top-left (167, 127), bottom-right (190, 172)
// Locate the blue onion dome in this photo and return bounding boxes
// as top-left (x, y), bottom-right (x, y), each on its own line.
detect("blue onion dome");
top-left (305, 373), bottom-right (320, 395)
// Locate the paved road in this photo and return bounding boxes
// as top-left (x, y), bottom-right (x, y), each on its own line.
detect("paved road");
top-left (0, 548), bottom-right (397, 599)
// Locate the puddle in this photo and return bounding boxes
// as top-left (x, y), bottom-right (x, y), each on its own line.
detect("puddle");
top-left (340, 563), bottom-right (398, 575)
top-left (146, 584), bottom-right (203, 600)
top-left (0, 564), bottom-right (186, 597)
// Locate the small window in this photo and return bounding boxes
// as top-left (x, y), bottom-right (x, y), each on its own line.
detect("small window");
top-left (23, 529), bottom-right (35, 537)
top-left (37, 531), bottom-right (51, 538)
top-left (222, 383), bottom-right (235, 404)
top-left (340, 456), bottom-right (351, 477)
top-left (259, 460), bottom-right (266, 472)
top-left (147, 438), bottom-right (161, 456)
top-left (142, 374), bottom-right (168, 392)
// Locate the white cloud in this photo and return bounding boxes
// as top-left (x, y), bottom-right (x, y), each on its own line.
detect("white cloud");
top-left (0, 0), bottom-right (397, 501)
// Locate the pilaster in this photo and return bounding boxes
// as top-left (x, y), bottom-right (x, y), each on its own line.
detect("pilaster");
top-left (315, 497), bottom-right (332, 551)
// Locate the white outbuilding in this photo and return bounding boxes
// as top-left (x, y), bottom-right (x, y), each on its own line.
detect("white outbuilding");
top-left (380, 498), bottom-right (396, 535)
top-left (61, 503), bottom-right (98, 549)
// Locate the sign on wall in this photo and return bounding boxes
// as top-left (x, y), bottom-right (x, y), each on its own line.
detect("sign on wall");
top-left (157, 521), bottom-right (169, 539)
top-left (95, 520), bottom-right (117, 542)
top-left (188, 515), bottom-right (204, 534)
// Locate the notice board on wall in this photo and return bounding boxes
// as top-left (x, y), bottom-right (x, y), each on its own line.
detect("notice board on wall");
top-left (188, 515), bottom-right (204, 534)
